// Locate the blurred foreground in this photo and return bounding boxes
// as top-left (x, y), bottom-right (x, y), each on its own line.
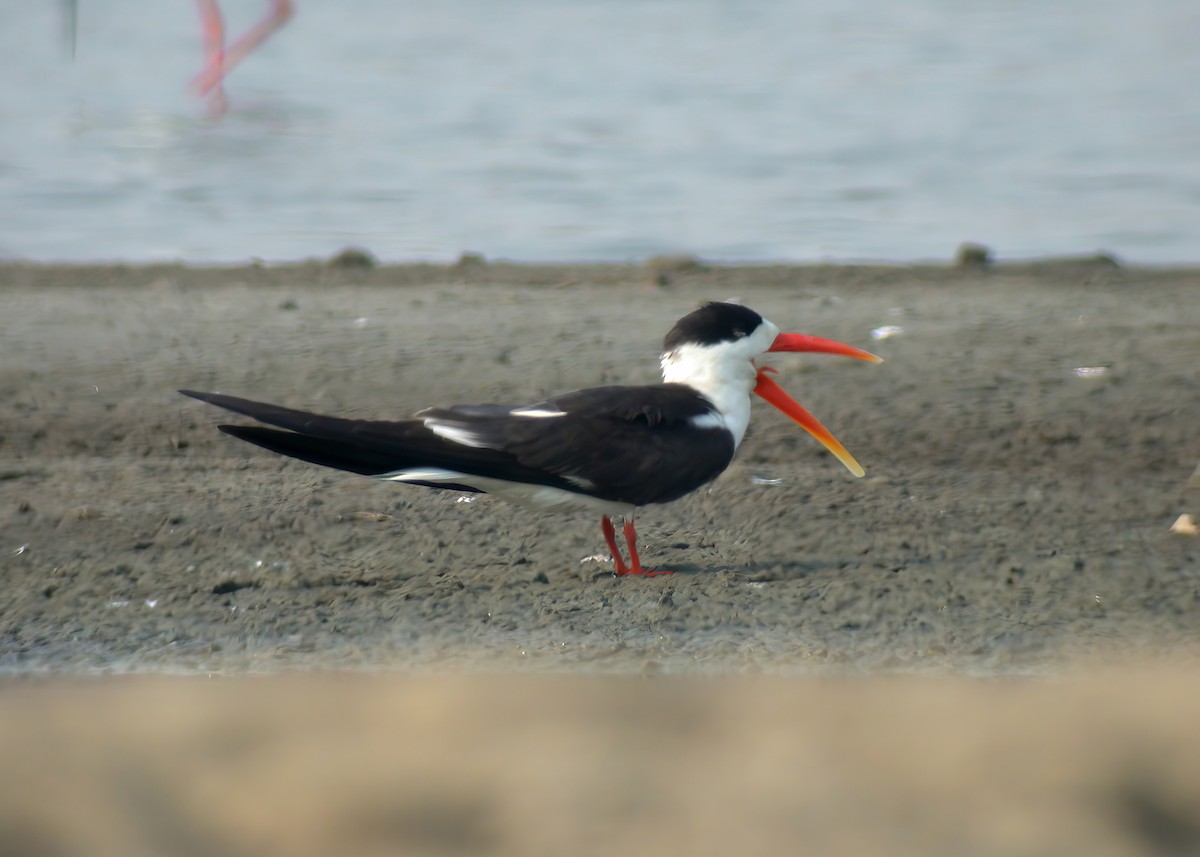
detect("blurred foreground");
top-left (2, 668), bottom-right (1199, 857)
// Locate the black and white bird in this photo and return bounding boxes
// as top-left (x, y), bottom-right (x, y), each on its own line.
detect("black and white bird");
top-left (181, 301), bottom-right (881, 575)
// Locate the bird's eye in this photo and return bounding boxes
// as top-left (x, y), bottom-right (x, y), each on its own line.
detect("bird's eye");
top-left (732, 328), bottom-right (747, 339)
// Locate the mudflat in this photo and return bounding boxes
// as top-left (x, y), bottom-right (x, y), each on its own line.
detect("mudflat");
top-left (2, 259), bottom-right (1199, 855)
top-left (3, 258), bottom-right (1196, 674)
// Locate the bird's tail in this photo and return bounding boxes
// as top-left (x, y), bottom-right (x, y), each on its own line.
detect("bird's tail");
top-left (217, 424), bottom-right (400, 476)
top-left (181, 388), bottom-right (424, 476)
top-left (180, 389), bottom-right (492, 493)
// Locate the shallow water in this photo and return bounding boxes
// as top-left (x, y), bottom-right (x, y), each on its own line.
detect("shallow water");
top-left (2, 1), bottom-right (1198, 263)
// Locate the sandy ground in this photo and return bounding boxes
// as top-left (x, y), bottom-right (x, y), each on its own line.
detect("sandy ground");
top-left (3, 257), bottom-right (1196, 675)
top-left (1, 258), bottom-right (1198, 854)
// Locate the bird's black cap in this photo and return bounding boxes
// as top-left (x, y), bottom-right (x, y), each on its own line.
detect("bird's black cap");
top-left (662, 302), bottom-right (765, 351)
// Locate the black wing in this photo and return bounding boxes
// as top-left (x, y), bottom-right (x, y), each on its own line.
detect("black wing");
top-left (419, 384), bottom-right (736, 506)
top-left (181, 384), bottom-right (735, 507)
top-left (180, 389), bottom-right (582, 495)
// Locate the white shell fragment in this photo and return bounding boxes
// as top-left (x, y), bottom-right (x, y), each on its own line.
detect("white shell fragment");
top-left (346, 511), bottom-right (394, 521)
top-left (1072, 366), bottom-right (1108, 378)
top-left (1170, 514), bottom-right (1198, 536)
top-left (871, 325), bottom-right (904, 340)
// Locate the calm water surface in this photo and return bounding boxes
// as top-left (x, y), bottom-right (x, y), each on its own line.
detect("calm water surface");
top-left (1, 0), bottom-right (1197, 263)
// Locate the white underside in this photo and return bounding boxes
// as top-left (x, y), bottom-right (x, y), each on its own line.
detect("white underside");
top-left (382, 468), bottom-right (635, 517)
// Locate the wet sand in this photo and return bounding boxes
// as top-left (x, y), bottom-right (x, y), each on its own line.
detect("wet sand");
top-left (4, 257), bottom-right (1196, 675)
top-left (1, 258), bottom-right (1198, 853)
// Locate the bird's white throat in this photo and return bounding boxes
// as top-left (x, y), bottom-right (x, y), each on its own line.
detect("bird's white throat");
top-left (658, 318), bottom-right (780, 449)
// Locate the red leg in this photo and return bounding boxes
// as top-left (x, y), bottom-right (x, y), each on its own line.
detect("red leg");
top-left (600, 515), bottom-right (630, 575)
top-left (192, 0), bottom-right (295, 100)
top-left (623, 518), bottom-right (673, 577)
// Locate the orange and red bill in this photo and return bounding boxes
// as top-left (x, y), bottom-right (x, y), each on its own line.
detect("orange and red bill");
top-left (755, 332), bottom-right (883, 478)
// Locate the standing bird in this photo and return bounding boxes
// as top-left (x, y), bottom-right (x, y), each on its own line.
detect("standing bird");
top-left (181, 302), bottom-right (881, 575)
top-left (191, 0), bottom-right (295, 114)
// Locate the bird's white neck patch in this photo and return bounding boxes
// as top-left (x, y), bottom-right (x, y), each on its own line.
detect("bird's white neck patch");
top-left (658, 318), bottom-right (779, 449)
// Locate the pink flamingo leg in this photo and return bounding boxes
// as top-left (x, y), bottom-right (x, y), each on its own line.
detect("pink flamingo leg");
top-left (193, 0), bottom-right (228, 113)
top-left (191, 0), bottom-right (294, 107)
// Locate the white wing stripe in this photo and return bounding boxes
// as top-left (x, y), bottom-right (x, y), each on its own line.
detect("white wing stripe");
top-left (509, 407), bottom-right (566, 418)
top-left (382, 467), bottom-right (469, 483)
top-left (424, 419), bottom-right (493, 448)
top-left (688, 412), bottom-right (726, 430)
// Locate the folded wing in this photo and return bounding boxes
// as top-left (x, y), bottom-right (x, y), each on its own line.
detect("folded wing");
top-left (180, 384), bottom-right (736, 506)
